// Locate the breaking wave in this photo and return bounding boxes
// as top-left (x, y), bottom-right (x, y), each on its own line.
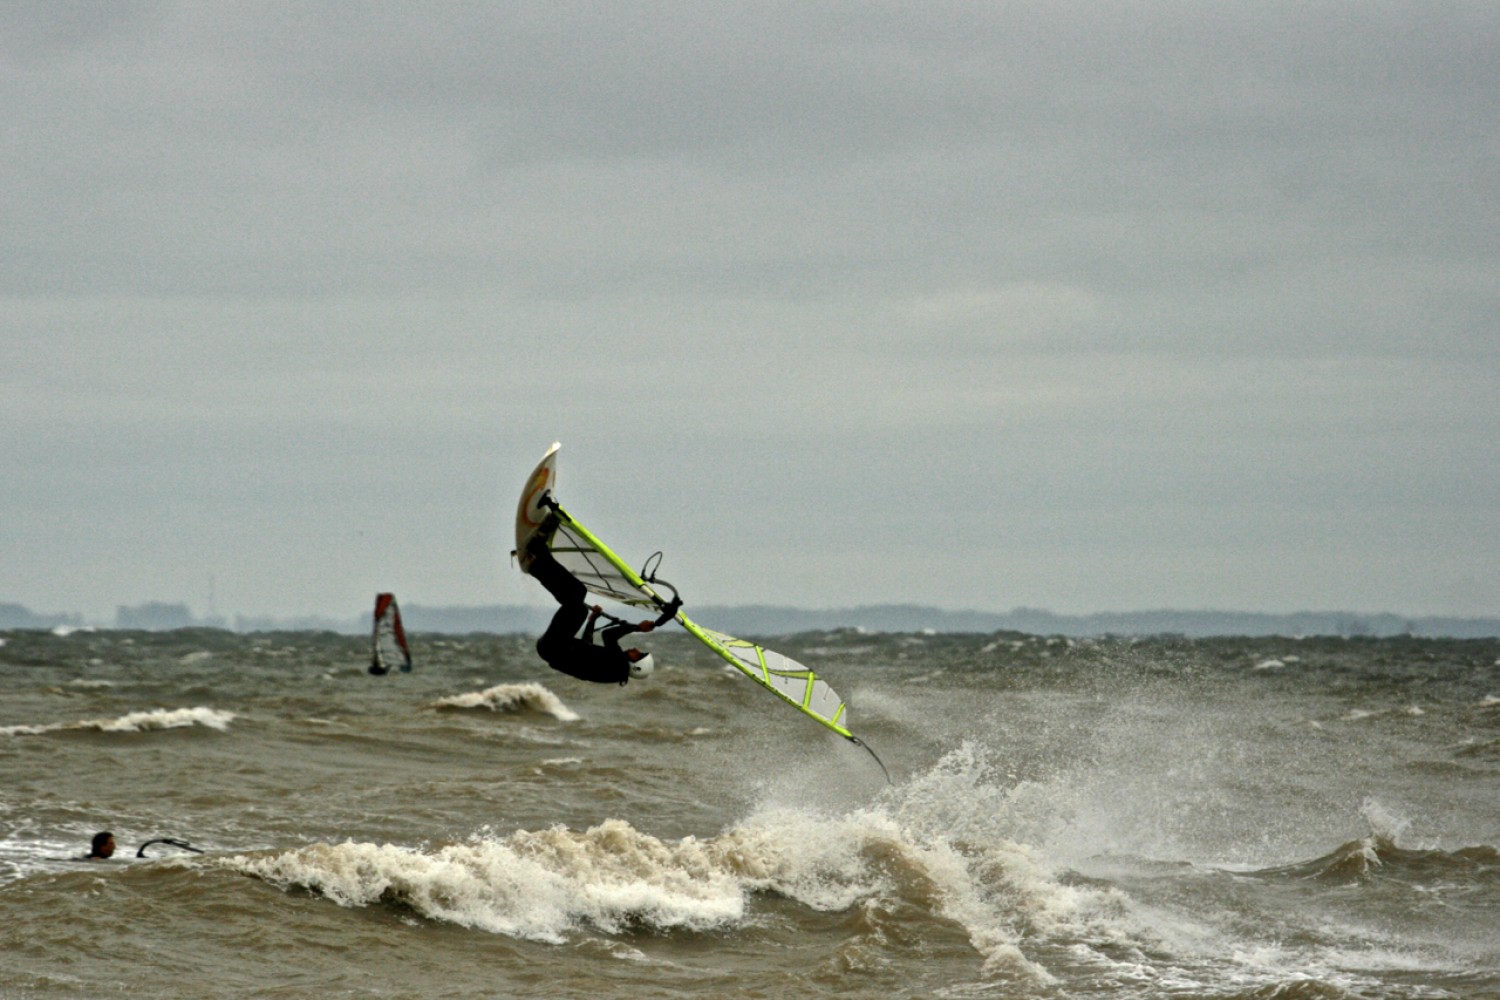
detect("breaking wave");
top-left (0, 706), bottom-right (235, 736)
top-left (430, 683), bottom-right (579, 721)
top-left (224, 743), bottom-right (1120, 983)
top-left (1258, 836), bottom-right (1500, 885)
top-left (221, 741), bottom-right (1500, 994)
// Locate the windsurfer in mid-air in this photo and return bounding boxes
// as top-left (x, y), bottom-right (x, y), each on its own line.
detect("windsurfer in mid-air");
top-left (526, 517), bottom-right (676, 685)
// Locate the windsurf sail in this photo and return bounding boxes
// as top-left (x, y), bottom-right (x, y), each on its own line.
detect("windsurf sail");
top-left (544, 502), bottom-right (853, 733)
top-left (514, 445), bottom-right (888, 780)
top-left (369, 592), bottom-right (412, 675)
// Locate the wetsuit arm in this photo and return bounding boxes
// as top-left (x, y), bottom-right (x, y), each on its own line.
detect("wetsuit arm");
top-left (599, 621), bottom-right (643, 652)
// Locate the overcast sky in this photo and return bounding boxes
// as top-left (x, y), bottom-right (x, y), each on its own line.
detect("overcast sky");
top-left (4, 1), bottom-right (1497, 623)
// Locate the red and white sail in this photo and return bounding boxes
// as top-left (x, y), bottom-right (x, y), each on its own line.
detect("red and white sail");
top-left (369, 593), bottom-right (412, 675)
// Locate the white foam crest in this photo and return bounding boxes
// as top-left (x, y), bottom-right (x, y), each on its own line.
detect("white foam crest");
top-left (431, 683), bottom-right (579, 721)
top-left (705, 807), bottom-right (890, 914)
top-left (0, 706), bottom-right (235, 736)
top-left (712, 742), bottom-right (1131, 981)
top-left (228, 793), bottom-right (1083, 969)
top-left (0, 834), bottom-right (94, 881)
top-left (50, 625), bottom-right (94, 636)
top-left (221, 746), bottom-right (1169, 982)
top-left (741, 802), bottom-right (1056, 981)
top-left (226, 820), bottom-right (747, 942)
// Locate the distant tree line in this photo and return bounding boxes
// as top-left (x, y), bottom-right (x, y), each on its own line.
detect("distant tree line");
top-left (0, 602), bottom-right (84, 630)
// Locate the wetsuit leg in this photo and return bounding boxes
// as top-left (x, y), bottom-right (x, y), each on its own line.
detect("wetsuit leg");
top-left (537, 603), bottom-right (588, 664)
top-left (528, 544), bottom-right (587, 606)
top-left (528, 540), bottom-right (629, 684)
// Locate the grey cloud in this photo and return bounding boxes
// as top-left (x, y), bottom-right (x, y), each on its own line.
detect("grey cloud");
top-left (3, 2), bottom-right (1497, 618)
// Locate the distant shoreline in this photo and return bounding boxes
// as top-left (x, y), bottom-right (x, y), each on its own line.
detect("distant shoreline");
top-left (4, 601), bottom-right (1497, 639)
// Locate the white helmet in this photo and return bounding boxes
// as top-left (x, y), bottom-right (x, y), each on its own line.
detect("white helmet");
top-left (628, 652), bottom-right (654, 679)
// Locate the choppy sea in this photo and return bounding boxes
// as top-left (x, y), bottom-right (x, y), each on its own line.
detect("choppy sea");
top-left (1, 626), bottom-right (1496, 999)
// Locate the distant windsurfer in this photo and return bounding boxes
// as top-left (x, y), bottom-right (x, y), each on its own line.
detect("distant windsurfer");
top-left (526, 520), bottom-right (674, 685)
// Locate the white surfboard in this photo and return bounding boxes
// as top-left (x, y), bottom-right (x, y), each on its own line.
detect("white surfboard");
top-left (514, 441), bottom-right (560, 574)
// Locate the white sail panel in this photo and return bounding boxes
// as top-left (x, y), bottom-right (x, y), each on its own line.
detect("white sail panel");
top-left (683, 620), bottom-right (850, 737)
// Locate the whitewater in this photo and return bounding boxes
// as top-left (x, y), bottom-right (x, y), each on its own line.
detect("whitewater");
top-left (1, 626), bottom-right (1496, 999)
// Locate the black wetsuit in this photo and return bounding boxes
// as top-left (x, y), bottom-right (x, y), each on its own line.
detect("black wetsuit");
top-left (529, 541), bottom-right (641, 685)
